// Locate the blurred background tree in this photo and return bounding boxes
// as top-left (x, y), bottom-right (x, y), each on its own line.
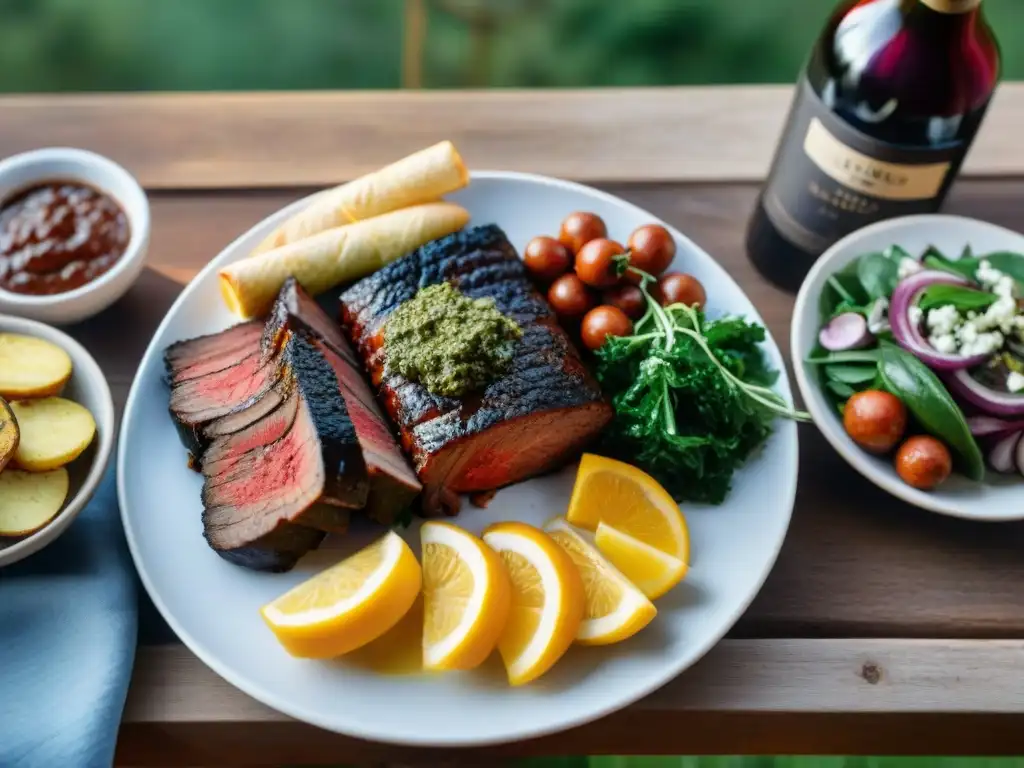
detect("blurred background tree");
top-left (0, 0), bottom-right (1018, 93)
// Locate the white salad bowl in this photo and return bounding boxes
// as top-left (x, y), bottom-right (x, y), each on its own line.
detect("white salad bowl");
top-left (0, 314), bottom-right (116, 566)
top-left (792, 213), bottom-right (1024, 522)
top-left (0, 147), bottom-right (150, 326)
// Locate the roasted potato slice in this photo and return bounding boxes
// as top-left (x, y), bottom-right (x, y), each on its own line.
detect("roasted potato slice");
top-left (0, 333), bottom-right (73, 399)
top-left (0, 396), bottom-right (18, 472)
top-left (0, 467), bottom-right (69, 536)
top-left (10, 397), bottom-right (96, 472)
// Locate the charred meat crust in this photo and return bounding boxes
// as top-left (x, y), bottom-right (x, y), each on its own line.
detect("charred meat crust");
top-left (339, 224), bottom-right (612, 516)
top-left (168, 277), bottom-right (421, 569)
top-left (201, 334), bottom-right (368, 570)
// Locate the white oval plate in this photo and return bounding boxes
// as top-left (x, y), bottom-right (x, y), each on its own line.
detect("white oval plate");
top-left (118, 172), bottom-right (798, 746)
top-left (792, 213), bottom-right (1024, 522)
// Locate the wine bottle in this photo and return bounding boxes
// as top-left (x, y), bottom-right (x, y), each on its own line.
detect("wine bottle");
top-left (746, 0), bottom-right (1001, 292)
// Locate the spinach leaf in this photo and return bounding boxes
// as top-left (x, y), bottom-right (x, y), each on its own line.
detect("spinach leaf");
top-left (885, 244), bottom-right (913, 261)
top-left (918, 249), bottom-right (1024, 291)
top-left (826, 379), bottom-right (857, 399)
top-left (917, 284), bottom-right (997, 313)
top-left (825, 364), bottom-right (878, 385)
top-left (821, 256), bottom-right (876, 321)
top-left (979, 252), bottom-right (1024, 287)
top-left (922, 244), bottom-right (948, 261)
top-left (876, 344), bottom-right (985, 481)
top-left (857, 251), bottom-right (900, 300)
top-left (923, 252), bottom-right (978, 280)
top-left (805, 349), bottom-right (881, 365)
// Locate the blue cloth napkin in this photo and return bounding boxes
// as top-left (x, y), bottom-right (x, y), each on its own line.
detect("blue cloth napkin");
top-left (0, 466), bottom-right (137, 768)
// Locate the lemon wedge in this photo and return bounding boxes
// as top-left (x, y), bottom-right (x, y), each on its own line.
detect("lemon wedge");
top-left (593, 522), bottom-right (688, 599)
top-left (566, 453), bottom-right (690, 562)
top-left (261, 531), bottom-right (421, 659)
top-left (544, 518), bottom-right (656, 645)
top-left (421, 521), bottom-right (511, 671)
top-left (482, 521), bottom-right (584, 686)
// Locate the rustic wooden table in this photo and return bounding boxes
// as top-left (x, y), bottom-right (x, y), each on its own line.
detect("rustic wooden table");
top-left (4, 86), bottom-right (1024, 765)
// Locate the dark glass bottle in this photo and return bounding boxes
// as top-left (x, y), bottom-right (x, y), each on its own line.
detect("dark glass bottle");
top-left (746, 0), bottom-right (1001, 292)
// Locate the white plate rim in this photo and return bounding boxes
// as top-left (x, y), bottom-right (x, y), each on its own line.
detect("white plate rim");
top-left (117, 170), bottom-right (799, 745)
top-left (791, 212), bottom-right (1024, 522)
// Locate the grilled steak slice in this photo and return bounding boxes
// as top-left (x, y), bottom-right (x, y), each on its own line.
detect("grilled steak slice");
top-left (316, 341), bottom-right (421, 524)
top-left (201, 334), bottom-right (369, 571)
top-left (340, 224), bottom-right (612, 516)
top-left (164, 320), bottom-right (263, 371)
top-left (261, 277), bottom-right (358, 365)
top-left (169, 350), bottom-right (281, 455)
top-left (169, 278), bottom-right (362, 456)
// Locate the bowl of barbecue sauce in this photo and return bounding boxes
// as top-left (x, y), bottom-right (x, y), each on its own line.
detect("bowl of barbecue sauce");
top-left (0, 148), bottom-right (150, 325)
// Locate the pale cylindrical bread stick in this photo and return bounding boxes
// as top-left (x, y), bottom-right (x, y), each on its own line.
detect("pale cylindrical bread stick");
top-left (250, 140), bottom-right (469, 256)
top-left (220, 202), bottom-right (471, 318)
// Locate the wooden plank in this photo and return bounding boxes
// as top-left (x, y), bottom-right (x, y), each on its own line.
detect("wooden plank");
top-left (71, 181), bottom-right (1024, 640)
top-left (117, 641), bottom-right (1024, 763)
top-left (2, 85), bottom-right (1024, 189)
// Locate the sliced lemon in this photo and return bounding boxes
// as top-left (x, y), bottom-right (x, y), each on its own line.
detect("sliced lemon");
top-left (421, 521), bottom-right (511, 671)
top-left (482, 521), bottom-right (584, 686)
top-left (594, 522), bottom-right (688, 599)
top-left (544, 518), bottom-right (656, 646)
top-left (566, 453), bottom-right (690, 561)
top-left (261, 531), bottom-right (421, 659)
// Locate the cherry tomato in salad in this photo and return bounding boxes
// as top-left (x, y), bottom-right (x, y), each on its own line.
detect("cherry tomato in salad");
top-left (843, 390), bottom-right (907, 454)
top-left (895, 435), bottom-right (952, 490)
top-left (575, 238), bottom-right (626, 288)
top-left (655, 272), bottom-right (706, 309)
top-left (558, 212), bottom-right (608, 255)
top-left (547, 273), bottom-right (595, 318)
top-left (625, 224), bottom-right (676, 282)
top-left (601, 284), bottom-right (646, 320)
top-left (523, 236), bottom-right (571, 282)
top-left (581, 305), bottom-right (633, 351)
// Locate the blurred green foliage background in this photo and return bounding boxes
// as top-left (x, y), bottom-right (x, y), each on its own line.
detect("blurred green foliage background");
top-left (0, 0), bottom-right (1018, 93)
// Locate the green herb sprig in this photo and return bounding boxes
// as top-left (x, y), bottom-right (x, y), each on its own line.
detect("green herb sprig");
top-left (594, 269), bottom-right (808, 504)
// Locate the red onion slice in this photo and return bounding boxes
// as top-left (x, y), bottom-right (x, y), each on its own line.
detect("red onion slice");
top-left (819, 312), bottom-right (873, 351)
top-left (946, 370), bottom-right (1024, 417)
top-left (967, 415), bottom-right (1024, 437)
top-left (1017, 434), bottom-right (1024, 476)
top-left (988, 431), bottom-right (1021, 474)
top-left (889, 269), bottom-right (988, 371)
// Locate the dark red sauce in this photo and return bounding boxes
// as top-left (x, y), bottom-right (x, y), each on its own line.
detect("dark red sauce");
top-left (0, 181), bottom-right (130, 295)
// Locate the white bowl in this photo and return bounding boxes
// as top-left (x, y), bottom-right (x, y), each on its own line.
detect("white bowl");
top-left (0, 314), bottom-right (115, 566)
top-left (0, 147), bottom-right (150, 325)
top-left (792, 213), bottom-right (1024, 522)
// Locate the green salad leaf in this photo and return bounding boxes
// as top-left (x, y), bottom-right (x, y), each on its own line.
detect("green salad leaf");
top-left (856, 250), bottom-right (901, 301)
top-left (595, 278), bottom-right (808, 505)
top-left (923, 246), bottom-right (1024, 290)
top-left (917, 284), bottom-right (997, 313)
top-left (876, 343), bottom-right (984, 481)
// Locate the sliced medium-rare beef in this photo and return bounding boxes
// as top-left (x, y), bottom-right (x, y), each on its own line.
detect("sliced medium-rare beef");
top-left (168, 277), bottom-right (362, 456)
top-left (339, 224), bottom-right (612, 516)
top-left (316, 341), bottom-right (421, 524)
top-left (164, 320), bottom-right (262, 371)
top-left (169, 350), bottom-right (281, 455)
top-left (261, 277), bottom-right (358, 366)
top-left (202, 334), bottom-right (369, 571)
top-left (168, 278), bottom-right (333, 454)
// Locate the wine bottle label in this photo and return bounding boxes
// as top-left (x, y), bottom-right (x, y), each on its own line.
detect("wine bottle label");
top-left (762, 78), bottom-right (969, 255)
top-left (919, 0), bottom-right (982, 13)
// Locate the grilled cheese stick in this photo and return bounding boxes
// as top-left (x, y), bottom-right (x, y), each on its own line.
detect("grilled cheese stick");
top-left (220, 202), bottom-right (470, 318)
top-left (250, 141), bottom-right (469, 256)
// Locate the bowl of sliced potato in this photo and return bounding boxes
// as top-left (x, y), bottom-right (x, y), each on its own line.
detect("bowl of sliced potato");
top-left (0, 315), bottom-right (114, 566)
